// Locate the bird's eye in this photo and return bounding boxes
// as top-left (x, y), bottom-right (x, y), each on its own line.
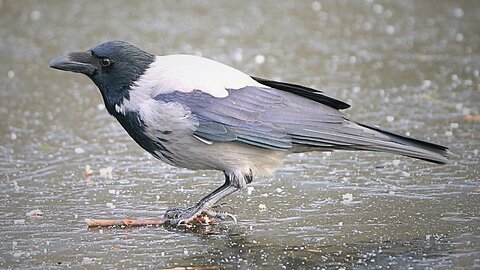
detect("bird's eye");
top-left (100, 58), bottom-right (112, 67)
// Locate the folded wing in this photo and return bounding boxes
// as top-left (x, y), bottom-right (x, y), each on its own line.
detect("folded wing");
top-left (154, 83), bottom-right (451, 164)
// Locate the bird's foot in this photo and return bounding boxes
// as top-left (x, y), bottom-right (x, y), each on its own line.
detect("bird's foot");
top-left (164, 203), bottom-right (236, 227)
top-left (205, 203), bottom-right (237, 223)
top-left (163, 206), bottom-right (205, 226)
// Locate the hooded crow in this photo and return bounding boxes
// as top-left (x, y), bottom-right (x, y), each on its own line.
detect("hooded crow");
top-left (50, 41), bottom-right (452, 226)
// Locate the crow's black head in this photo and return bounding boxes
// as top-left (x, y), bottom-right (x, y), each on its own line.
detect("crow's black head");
top-left (50, 41), bottom-right (155, 114)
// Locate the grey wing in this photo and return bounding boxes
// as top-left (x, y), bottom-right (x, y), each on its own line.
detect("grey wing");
top-left (154, 86), bottom-right (451, 163)
top-left (154, 88), bottom-right (293, 150)
top-left (154, 87), bottom-right (354, 151)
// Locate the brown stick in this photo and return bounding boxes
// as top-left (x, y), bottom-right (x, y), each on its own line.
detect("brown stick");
top-left (86, 218), bottom-right (165, 228)
top-left (85, 212), bottom-right (218, 228)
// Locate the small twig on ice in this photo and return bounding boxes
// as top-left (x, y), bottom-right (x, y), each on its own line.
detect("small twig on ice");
top-left (85, 214), bottom-right (216, 228)
top-left (86, 218), bottom-right (164, 228)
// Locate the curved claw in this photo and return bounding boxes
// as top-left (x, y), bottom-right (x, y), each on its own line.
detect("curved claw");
top-left (203, 208), bottom-right (237, 223)
top-left (177, 219), bottom-right (188, 226)
top-left (221, 213), bottom-right (237, 223)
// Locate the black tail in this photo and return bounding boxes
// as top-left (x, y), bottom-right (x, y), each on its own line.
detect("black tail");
top-left (356, 123), bottom-right (453, 164)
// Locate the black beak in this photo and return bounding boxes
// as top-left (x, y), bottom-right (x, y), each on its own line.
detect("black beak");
top-left (49, 51), bottom-right (97, 75)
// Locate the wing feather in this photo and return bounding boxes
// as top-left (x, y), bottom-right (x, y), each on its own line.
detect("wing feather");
top-left (153, 85), bottom-right (450, 164)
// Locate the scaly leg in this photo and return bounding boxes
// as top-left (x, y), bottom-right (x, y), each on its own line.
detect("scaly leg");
top-left (164, 172), bottom-right (243, 226)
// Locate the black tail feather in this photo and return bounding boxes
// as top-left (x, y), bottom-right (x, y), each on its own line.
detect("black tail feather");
top-left (357, 122), bottom-right (453, 164)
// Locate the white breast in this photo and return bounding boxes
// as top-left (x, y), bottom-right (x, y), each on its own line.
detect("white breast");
top-left (133, 54), bottom-right (266, 98)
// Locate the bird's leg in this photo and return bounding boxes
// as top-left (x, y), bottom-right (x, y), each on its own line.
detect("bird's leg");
top-left (164, 171), bottom-right (247, 226)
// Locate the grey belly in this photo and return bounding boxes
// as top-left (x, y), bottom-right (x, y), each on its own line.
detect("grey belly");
top-left (155, 133), bottom-right (286, 176)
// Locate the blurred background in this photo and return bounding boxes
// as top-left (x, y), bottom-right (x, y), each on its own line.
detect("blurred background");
top-left (0, 0), bottom-right (479, 269)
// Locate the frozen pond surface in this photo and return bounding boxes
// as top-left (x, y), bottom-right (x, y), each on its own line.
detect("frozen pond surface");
top-left (1, 0), bottom-right (479, 269)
